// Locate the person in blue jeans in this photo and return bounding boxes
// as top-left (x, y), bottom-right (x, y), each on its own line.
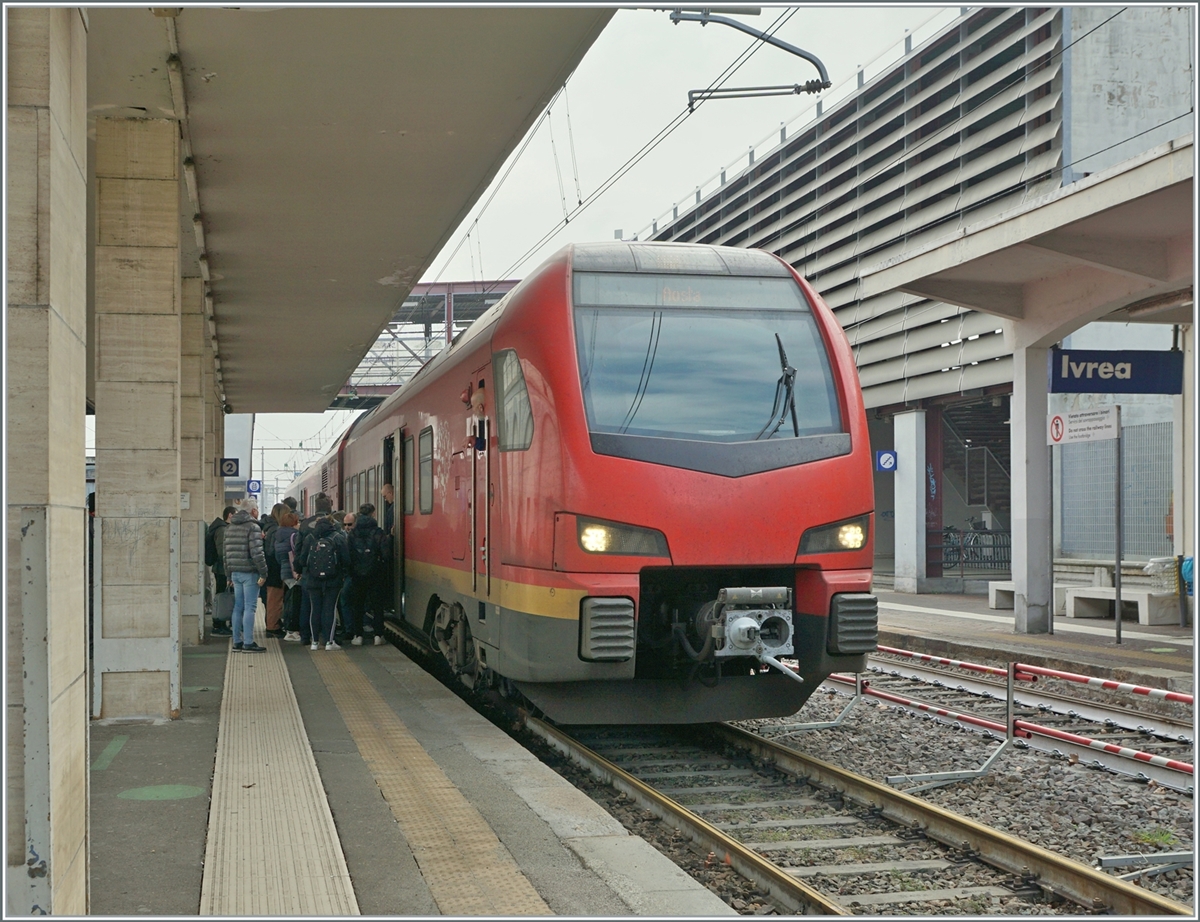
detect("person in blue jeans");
top-left (296, 514), bottom-right (350, 651)
top-left (222, 503), bottom-right (269, 653)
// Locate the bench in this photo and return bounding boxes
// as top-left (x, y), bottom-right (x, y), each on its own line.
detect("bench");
top-left (989, 581), bottom-right (1070, 614)
top-left (988, 581), bottom-right (1014, 609)
top-left (1064, 587), bottom-right (1178, 625)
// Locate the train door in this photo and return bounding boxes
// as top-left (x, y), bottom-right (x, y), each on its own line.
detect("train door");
top-left (383, 430), bottom-right (404, 619)
top-left (470, 364), bottom-right (497, 608)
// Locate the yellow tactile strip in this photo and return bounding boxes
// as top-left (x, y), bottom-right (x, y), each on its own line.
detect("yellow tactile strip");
top-left (199, 632), bottom-right (358, 916)
top-left (312, 653), bottom-right (551, 916)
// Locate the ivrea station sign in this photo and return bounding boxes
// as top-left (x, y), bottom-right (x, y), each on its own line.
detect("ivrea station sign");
top-left (1050, 348), bottom-right (1183, 394)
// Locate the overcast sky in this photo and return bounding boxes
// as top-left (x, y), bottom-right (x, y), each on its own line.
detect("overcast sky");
top-left (128, 5), bottom-right (965, 486)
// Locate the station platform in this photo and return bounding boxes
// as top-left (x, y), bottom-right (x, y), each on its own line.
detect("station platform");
top-left (88, 625), bottom-right (735, 917)
top-left (874, 589), bottom-right (1194, 693)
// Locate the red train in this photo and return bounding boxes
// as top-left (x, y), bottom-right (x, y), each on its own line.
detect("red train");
top-left (289, 242), bottom-right (877, 723)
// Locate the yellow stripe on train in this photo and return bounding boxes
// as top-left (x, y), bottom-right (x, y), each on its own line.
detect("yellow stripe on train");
top-left (404, 559), bottom-right (585, 621)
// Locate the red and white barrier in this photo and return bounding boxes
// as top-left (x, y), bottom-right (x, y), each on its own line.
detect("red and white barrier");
top-left (1013, 663), bottom-right (1193, 706)
top-left (827, 671), bottom-right (1194, 780)
top-left (875, 645), bottom-right (1017, 679)
top-left (1015, 720), bottom-right (1194, 775)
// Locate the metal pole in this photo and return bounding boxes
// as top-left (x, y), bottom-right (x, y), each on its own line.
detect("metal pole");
top-left (1179, 555), bottom-right (1189, 627)
top-left (1048, 442), bottom-right (1054, 634)
top-left (1006, 662), bottom-right (1015, 742)
top-left (1115, 405), bottom-right (1123, 644)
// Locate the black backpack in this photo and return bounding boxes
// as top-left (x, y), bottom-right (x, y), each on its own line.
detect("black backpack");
top-left (307, 535), bottom-right (340, 580)
top-left (350, 530), bottom-right (379, 577)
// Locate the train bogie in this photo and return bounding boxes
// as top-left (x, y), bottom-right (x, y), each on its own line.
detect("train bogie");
top-left (289, 242), bottom-right (878, 724)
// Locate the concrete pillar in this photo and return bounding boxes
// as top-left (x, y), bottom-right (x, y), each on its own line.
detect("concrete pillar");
top-left (1012, 345), bottom-right (1051, 633)
top-left (181, 277), bottom-right (206, 643)
top-left (5, 7), bottom-right (90, 913)
top-left (893, 409), bottom-right (926, 593)
top-left (92, 116), bottom-right (182, 718)
top-left (1173, 324), bottom-right (1194, 559)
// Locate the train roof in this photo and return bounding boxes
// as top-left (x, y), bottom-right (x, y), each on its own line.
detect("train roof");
top-left (569, 242), bottom-right (790, 277)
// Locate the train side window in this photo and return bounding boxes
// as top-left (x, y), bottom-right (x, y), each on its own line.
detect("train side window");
top-left (403, 436), bottom-right (415, 515)
top-left (367, 466), bottom-right (376, 513)
top-left (418, 427), bottom-right (434, 514)
top-left (494, 348), bottom-right (534, 451)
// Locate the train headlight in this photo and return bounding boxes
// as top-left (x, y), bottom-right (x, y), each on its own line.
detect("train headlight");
top-left (798, 515), bottom-right (870, 554)
top-left (577, 517), bottom-right (669, 556)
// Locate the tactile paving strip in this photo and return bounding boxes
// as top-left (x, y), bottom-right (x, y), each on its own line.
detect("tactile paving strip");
top-left (312, 653), bottom-right (551, 916)
top-left (199, 634), bottom-right (358, 916)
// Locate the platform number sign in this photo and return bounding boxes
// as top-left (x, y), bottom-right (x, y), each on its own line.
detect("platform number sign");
top-left (875, 449), bottom-right (897, 473)
top-left (247, 479), bottom-right (262, 494)
top-left (219, 457), bottom-right (239, 478)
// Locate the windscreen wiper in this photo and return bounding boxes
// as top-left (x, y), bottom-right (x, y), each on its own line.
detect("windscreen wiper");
top-left (755, 333), bottom-right (799, 440)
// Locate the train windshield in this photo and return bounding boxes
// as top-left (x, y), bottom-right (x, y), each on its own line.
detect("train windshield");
top-left (573, 272), bottom-right (842, 442)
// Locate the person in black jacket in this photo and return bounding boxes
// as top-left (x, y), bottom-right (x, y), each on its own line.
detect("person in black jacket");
top-left (206, 507), bottom-right (236, 636)
top-left (262, 504), bottom-right (286, 637)
top-left (344, 508), bottom-right (385, 645)
top-left (297, 515), bottom-right (350, 651)
top-left (295, 492), bottom-right (333, 645)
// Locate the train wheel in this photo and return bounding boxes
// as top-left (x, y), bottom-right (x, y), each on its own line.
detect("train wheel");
top-left (432, 601), bottom-right (479, 689)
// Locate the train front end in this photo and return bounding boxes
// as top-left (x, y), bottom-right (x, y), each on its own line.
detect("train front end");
top-left (505, 242), bottom-right (876, 724)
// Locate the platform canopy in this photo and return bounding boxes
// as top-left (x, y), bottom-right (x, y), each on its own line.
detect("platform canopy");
top-left (86, 6), bottom-right (612, 411)
top-left (861, 138), bottom-right (1193, 344)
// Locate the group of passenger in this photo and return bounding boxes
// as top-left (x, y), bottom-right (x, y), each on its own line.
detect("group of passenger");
top-left (206, 489), bottom-right (393, 653)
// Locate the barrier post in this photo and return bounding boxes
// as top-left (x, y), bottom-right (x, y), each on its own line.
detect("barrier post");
top-left (1115, 405), bottom-right (1123, 644)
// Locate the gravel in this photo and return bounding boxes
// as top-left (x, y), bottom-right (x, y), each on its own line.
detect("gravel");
top-left (739, 687), bottom-right (1195, 908)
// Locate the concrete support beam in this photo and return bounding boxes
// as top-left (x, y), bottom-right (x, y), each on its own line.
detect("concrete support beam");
top-left (893, 409), bottom-right (926, 594)
top-left (1012, 346), bottom-right (1051, 633)
top-left (181, 277), bottom-right (206, 643)
top-left (5, 7), bottom-right (90, 914)
top-left (92, 116), bottom-right (182, 718)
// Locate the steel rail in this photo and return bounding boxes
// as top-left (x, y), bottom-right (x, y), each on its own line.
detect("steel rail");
top-left (525, 716), bottom-right (849, 915)
top-left (714, 723), bottom-right (1193, 916)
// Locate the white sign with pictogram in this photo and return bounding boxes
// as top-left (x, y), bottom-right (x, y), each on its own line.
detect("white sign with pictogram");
top-left (1047, 407), bottom-right (1119, 445)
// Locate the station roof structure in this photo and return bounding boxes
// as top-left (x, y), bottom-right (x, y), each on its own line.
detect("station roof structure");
top-left (861, 137), bottom-right (1194, 342)
top-left (86, 6), bottom-right (612, 412)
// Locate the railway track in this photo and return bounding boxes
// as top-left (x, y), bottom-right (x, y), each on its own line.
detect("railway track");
top-left (527, 718), bottom-right (1193, 915)
top-left (774, 652), bottom-right (1195, 794)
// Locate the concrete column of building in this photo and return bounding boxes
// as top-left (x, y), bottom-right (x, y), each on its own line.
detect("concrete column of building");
top-left (180, 277), bottom-right (207, 643)
top-left (5, 8), bottom-right (90, 914)
top-left (893, 409), bottom-right (926, 593)
top-left (92, 116), bottom-right (182, 718)
top-left (1011, 345), bottom-right (1051, 633)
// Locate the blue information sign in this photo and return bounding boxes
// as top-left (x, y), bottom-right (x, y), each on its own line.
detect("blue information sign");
top-left (247, 479), bottom-right (262, 494)
top-left (875, 449), bottom-right (897, 472)
top-left (1050, 348), bottom-right (1183, 394)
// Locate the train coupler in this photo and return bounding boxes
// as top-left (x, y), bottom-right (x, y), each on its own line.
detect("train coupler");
top-left (709, 586), bottom-right (804, 685)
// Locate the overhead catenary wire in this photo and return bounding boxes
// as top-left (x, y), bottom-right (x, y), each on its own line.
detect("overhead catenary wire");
top-left (485, 6), bottom-right (800, 290)
top-left (548, 101), bottom-right (570, 220)
top-left (565, 84), bottom-right (583, 205)
top-left (425, 83), bottom-right (567, 286)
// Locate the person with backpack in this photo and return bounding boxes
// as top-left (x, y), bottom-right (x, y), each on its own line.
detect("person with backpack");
top-left (344, 506), bottom-right (385, 646)
top-left (223, 502), bottom-right (269, 653)
top-left (205, 506), bottom-right (236, 636)
top-left (294, 492), bottom-right (333, 646)
top-left (297, 514), bottom-right (350, 651)
top-left (275, 510), bottom-right (303, 642)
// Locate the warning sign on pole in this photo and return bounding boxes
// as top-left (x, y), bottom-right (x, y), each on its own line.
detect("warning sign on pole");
top-left (1047, 407), bottom-right (1119, 445)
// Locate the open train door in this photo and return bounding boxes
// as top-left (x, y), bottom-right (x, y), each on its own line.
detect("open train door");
top-left (383, 427), bottom-right (405, 620)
